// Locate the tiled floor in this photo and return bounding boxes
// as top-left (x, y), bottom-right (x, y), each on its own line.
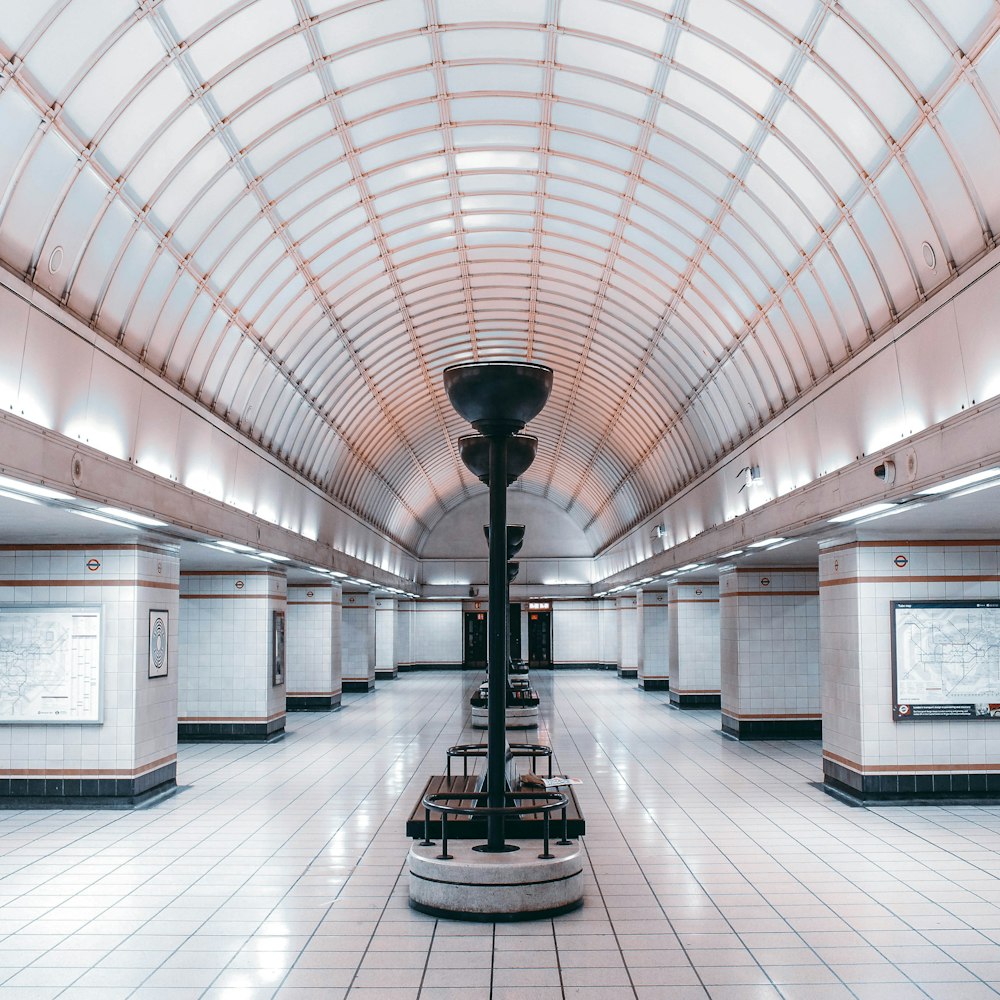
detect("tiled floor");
top-left (2, 671), bottom-right (1000, 998)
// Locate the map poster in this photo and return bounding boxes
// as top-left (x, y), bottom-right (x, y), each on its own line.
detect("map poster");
top-left (0, 607), bottom-right (102, 723)
top-left (891, 600), bottom-right (1000, 721)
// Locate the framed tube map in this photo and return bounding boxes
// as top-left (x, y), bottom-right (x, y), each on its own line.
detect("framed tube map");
top-left (0, 606), bottom-right (102, 723)
top-left (892, 600), bottom-right (1000, 720)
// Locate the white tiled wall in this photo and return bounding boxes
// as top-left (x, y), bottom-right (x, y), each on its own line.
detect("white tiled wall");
top-left (374, 597), bottom-right (396, 675)
top-left (821, 537), bottom-right (1000, 774)
top-left (617, 596), bottom-right (639, 672)
top-left (720, 569), bottom-right (820, 719)
top-left (641, 593), bottom-right (669, 681)
top-left (0, 543), bottom-right (180, 784)
top-left (668, 582), bottom-right (721, 694)
top-left (178, 571), bottom-right (286, 721)
top-left (409, 601), bottom-right (462, 665)
top-left (395, 600), bottom-right (412, 665)
top-left (598, 598), bottom-right (619, 665)
top-left (286, 584), bottom-right (341, 698)
top-left (552, 600), bottom-right (601, 664)
top-left (341, 592), bottom-right (375, 683)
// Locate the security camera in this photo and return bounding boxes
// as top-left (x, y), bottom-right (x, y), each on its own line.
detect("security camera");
top-left (873, 460), bottom-right (895, 485)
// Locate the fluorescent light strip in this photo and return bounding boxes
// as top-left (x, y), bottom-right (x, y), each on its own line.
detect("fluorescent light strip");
top-left (72, 510), bottom-right (140, 530)
top-left (859, 501), bottom-right (927, 522)
top-left (214, 540), bottom-right (256, 553)
top-left (918, 467), bottom-right (1000, 495)
top-left (748, 537), bottom-right (785, 548)
top-left (98, 506), bottom-right (168, 527)
top-left (0, 475), bottom-right (75, 502)
top-left (828, 502), bottom-right (897, 523)
top-left (259, 552), bottom-right (289, 562)
top-left (720, 549), bottom-right (743, 558)
top-left (0, 488), bottom-right (42, 506)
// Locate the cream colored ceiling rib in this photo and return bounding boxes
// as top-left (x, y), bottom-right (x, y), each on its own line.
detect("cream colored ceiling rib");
top-left (0, 0), bottom-right (998, 553)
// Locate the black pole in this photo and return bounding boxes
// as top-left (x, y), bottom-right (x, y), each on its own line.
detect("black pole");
top-left (487, 434), bottom-right (509, 850)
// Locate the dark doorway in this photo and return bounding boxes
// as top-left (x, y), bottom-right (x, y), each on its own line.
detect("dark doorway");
top-left (509, 603), bottom-right (522, 660)
top-left (464, 611), bottom-right (487, 669)
top-left (527, 610), bottom-right (552, 668)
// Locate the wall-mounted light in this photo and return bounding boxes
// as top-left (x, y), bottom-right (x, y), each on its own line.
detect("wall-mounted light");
top-left (736, 465), bottom-right (762, 494)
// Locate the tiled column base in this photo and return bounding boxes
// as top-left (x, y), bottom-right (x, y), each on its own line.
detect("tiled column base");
top-left (178, 714), bottom-right (286, 741)
top-left (722, 713), bottom-right (821, 740)
top-left (670, 690), bottom-right (720, 708)
top-left (286, 693), bottom-right (342, 711)
top-left (375, 668), bottom-right (398, 680)
top-left (617, 667), bottom-right (637, 679)
top-left (0, 759), bottom-right (176, 808)
top-left (640, 677), bottom-right (669, 691)
top-left (343, 678), bottom-right (375, 692)
top-left (824, 754), bottom-right (1000, 802)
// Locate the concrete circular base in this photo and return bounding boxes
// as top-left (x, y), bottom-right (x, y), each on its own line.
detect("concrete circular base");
top-left (471, 705), bottom-right (538, 729)
top-left (409, 839), bottom-right (583, 920)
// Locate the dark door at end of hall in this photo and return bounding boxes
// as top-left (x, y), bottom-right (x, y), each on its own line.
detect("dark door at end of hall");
top-left (527, 610), bottom-right (552, 668)
top-left (464, 611), bottom-right (487, 669)
top-left (509, 602), bottom-right (522, 660)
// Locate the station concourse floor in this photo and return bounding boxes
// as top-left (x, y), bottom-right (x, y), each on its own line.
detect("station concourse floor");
top-left (2, 673), bottom-right (1000, 999)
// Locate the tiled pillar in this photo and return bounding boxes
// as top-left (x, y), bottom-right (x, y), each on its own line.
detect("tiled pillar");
top-left (617, 594), bottom-right (639, 678)
top-left (374, 596), bottom-right (397, 680)
top-left (178, 570), bottom-right (287, 741)
top-left (640, 590), bottom-right (670, 690)
top-left (720, 568), bottom-right (821, 740)
top-left (396, 600), bottom-right (413, 671)
top-left (342, 590), bottom-right (376, 691)
top-left (286, 583), bottom-right (342, 710)
top-left (820, 535), bottom-right (1000, 802)
top-left (0, 542), bottom-right (180, 805)
top-left (668, 582), bottom-right (721, 708)
top-left (598, 598), bottom-right (618, 670)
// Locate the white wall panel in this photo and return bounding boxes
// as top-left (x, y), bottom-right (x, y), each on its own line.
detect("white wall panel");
top-left (894, 301), bottom-right (968, 433)
top-left (79, 349), bottom-right (142, 461)
top-left (0, 283), bottom-right (30, 409)
top-left (953, 268), bottom-right (1000, 406)
top-left (19, 306), bottom-right (94, 433)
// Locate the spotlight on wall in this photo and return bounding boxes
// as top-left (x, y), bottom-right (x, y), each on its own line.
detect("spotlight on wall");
top-left (650, 523), bottom-right (666, 540)
top-left (873, 460), bottom-right (896, 485)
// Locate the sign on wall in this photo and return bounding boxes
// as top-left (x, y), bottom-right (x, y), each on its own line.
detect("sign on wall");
top-left (272, 610), bottom-right (286, 687)
top-left (148, 610), bottom-right (169, 679)
top-left (892, 601), bottom-right (1000, 720)
top-left (0, 607), bottom-right (102, 723)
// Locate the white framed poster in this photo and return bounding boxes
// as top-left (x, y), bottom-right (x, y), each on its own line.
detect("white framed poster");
top-left (0, 606), bottom-right (102, 723)
top-left (892, 600), bottom-right (1000, 720)
top-left (148, 609), bottom-right (169, 678)
top-left (272, 610), bottom-right (285, 686)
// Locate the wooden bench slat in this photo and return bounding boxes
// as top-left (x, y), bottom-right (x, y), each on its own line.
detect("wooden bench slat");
top-left (406, 775), bottom-right (585, 839)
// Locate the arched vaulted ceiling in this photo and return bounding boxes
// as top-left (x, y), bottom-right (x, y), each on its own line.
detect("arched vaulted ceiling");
top-left (0, 0), bottom-right (998, 553)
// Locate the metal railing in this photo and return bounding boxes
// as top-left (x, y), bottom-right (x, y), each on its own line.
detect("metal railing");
top-left (445, 742), bottom-right (552, 779)
top-left (420, 790), bottom-right (571, 861)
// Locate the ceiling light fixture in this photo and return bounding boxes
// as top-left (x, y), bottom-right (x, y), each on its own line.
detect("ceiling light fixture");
top-left (0, 475), bottom-right (75, 502)
top-left (828, 502), bottom-right (897, 523)
top-left (748, 537), bottom-right (785, 548)
top-left (97, 506), bottom-right (168, 527)
top-left (918, 468), bottom-right (1000, 495)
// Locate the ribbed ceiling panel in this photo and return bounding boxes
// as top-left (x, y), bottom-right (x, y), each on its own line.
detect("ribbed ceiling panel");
top-left (0, 0), bottom-right (996, 550)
